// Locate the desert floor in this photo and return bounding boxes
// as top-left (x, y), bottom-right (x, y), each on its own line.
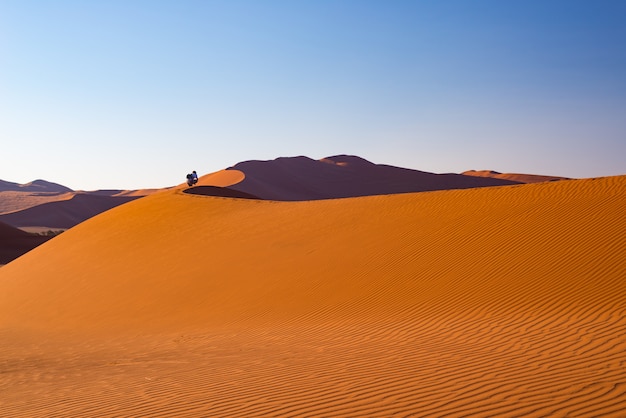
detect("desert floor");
top-left (0, 175), bottom-right (624, 417)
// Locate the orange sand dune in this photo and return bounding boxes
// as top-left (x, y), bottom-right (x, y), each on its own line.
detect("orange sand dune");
top-left (110, 188), bottom-right (163, 197)
top-left (0, 176), bottom-right (624, 417)
top-left (196, 168), bottom-right (245, 187)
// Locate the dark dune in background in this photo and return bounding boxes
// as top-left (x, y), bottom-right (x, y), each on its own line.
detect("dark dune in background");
top-left (183, 186), bottom-right (260, 200)
top-left (0, 221), bottom-right (51, 264)
top-left (0, 193), bottom-right (141, 229)
top-left (463, 169), bottom-right (569, 184)
top-left (224, 155), bottom-right (520, 201)
top-left (0, 179), bottom-right (73, 193)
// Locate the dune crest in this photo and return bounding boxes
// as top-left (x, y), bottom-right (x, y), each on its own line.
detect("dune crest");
top-left (463, 169), bottom-right (569, 183)
top-left (0, 179), bottom-right (72, 193)
top-left (196, 169), bottom-right (245, 187)
top-left (0, 193), bottom-right (141, 229)
top-left (0, 175), bottom-right (624, 417)
top-left (224, 155), bottom-right (519, 201)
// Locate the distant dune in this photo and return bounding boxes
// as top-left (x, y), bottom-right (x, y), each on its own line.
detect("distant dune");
top-left (0, 177), bottom-right (160, 214)
top-left (0, 221), bottom-right (50, 264)
top-left (0, 190), bottom-right (76, 215)
top-left (0, 174), bottom-right (624, 417)
top-left (210, 155), bottom-right (520, 200)
top-left (0, 181), bottom-right (159, 261)
top-left (0, 179), bottom-right (73, 193)
top-left (0, 157), bottom-right (548, 232)
top-left (463, 169), bottom-right (569, 183)
top-left (0, 193), bottom-right (141, 229)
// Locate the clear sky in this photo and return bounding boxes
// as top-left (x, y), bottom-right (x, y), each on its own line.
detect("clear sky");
top-left (1, 0), bottom-right (625, 190)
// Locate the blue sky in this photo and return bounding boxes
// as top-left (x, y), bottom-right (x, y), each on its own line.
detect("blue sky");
top-left (1, 0), bottom-right (624, 190)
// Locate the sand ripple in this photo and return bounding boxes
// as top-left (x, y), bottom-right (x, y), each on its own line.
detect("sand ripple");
top-left (0, 176), bottom-right (624, 417)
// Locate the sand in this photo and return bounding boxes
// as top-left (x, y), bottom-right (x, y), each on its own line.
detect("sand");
top-left (0, 191), bottom-right (76, 215)
top-left (221, 155), bottom-right (519, 200)
top-left (0, 175), bottom-right (624, 417)
top-left (0, 221), bottom-right (51, 264)
top-left (462, 169), bottom-right (569, 184)
top-left (0, 193), bottom-right (142, 229)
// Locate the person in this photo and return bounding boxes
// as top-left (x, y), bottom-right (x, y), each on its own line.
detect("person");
top-left (186, 170), bottom-right (198, 187)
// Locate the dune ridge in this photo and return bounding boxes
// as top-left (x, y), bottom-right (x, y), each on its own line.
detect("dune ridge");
top-left (0, 175), bottom-right (624, 417)
top-left (0, 221), bottom-right (51, 265)
top-left (0, 193), bottom-right (141, 229)
top-left (0, 179), bottom-right (73, 193)
top-left (0, 191), bottom-right (75, 215)
top-left (0, 176), bottom-right (160, 227)
top-left (463, 169), bottom-right (569, 183)
top-left (221, 155), bottom-right (519, 200)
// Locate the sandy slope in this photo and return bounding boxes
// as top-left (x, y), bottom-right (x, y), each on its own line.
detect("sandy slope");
top-left (0, 185), bottom-right (158, 222)
top-left (0, 176), bottom-right (624, 417)
top-left (0, 193), bottom-right (142, 229)
top-left (0, 179), bottom-right (72, 193)
top-left (222, 155), bottom-right (519, 200)
top-left (463, 169), bottom-right (569, 184)
top-left (196, 168), bottom-right (245, 187)
top-left (0, 191), bottom-right (75, 215)
top-left (0, 221), bottom-right (51, 264)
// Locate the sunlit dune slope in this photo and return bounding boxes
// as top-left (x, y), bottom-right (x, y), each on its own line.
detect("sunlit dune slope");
top-left (0, 176), bottom-right (624, 417)
top-left (81, 189), bottom-right (162, 197)
top-left (196, 168), bottom-right (245, 187)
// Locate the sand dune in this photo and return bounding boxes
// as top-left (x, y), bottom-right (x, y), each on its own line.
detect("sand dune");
top-left (216, 155), bottom-right (519, 200)
top-left (0, 221), bottom-right (50, 264)
top-left (0, 179), bottom-right (73, 193)
top-left (0, 176), bottom-right (159, 218)
top-left (0, 175), bottom-right (624, 417)
top-left (0, 193), bottom-right (141, 229)
top-left (0, 191), bottom-right (75, 215)
top-left (111, 188), bottom-right (164, 197)
top-left (463, 169), bottom-right (569, 184)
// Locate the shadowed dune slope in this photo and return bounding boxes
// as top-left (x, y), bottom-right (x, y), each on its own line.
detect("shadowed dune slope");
top-left (0, 221), bottom-right (50, 264)
top-left (225, 155), bottom-right (519, 200)
top-left (0, 193), bottom-right (141, 228)
top-left (183, 185), bottom-right (260, 199)
top-left (0, 176), bottom-right (624, 417)
top-left (0, 221), bottom-right (30, 239)
top-left (196, 168), bottom-right (245, 187)
top-left (463, 169), bottom-right (569, 183)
